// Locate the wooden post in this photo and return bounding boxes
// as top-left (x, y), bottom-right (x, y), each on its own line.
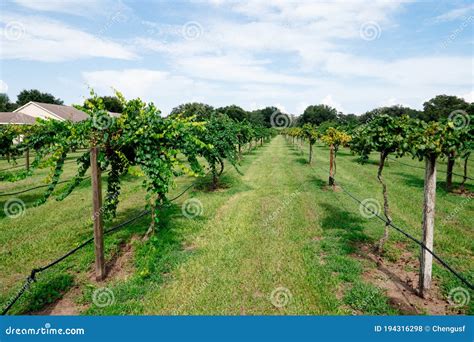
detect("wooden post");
top-left (308, 143), bottom-right (313, 164)
top-left (419, 154), bottom-right (436, 297)
top-left (91, 146), bottom-right (105, 281)
top-left (25, 149), bottom-right (30, 171)
top-left (460, 155), bottom-right (469, 192)
top-left (446, 152), bottom-right (454, 191)
top-left (329, 145), bottom-right (335, 187)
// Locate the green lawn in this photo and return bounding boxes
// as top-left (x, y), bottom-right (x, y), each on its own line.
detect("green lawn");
top-left (0, 136), bottom-right (472, 315)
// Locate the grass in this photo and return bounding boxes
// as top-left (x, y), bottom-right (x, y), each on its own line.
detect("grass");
top-left (0, 136), bottom-right (472, 315)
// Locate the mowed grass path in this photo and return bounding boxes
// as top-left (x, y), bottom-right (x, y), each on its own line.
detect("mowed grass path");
top-left (141, 136), bottom-right (344, 315)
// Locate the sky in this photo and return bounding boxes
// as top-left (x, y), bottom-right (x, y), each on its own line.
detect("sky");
top-left (0, 0), bottom-right (473, 115)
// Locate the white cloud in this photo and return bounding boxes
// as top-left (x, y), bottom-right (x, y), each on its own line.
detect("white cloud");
top-left (433, 4), bottom-right (474, 22)
top-left (228, 0), bottom-right (403, 25)
top-left (461, 90), bottom-right (474, 103)
top-left (82, 69), bottom-right (205, 113)
top-left (83, 69), bottom-right (193, 98)
top-left (82, 68), bottom-right (313, 114)
top-left (13, 0), bottom-right (128, 17)
top-left (321, 95), bottom-right (344, 112)
top-left (134, 1), bottom-right (473, 104)
top-left (81, 65), bottom-right (473, 116)
top-left (324, 53), bottom-right (472, 87)
top-left (248, 102), bottom-right (260, 111)
top-left (0, 80), bottom-right (8, 93)
top-left (135, 0), bottom-right (405, 71)
top-left (174, 54), bottom-right (319, 86)
top-left (296, 102), bottom-right (309, 114)
top-left (0, 13), bottom-right (136, 61)
top-left (382, 97), bottom-right (400, 107)
top-left (274, 103), bottom-right (288, 113)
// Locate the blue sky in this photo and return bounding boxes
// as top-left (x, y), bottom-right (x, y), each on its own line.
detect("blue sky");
top-left (0, 0), bottom-right (472, 115)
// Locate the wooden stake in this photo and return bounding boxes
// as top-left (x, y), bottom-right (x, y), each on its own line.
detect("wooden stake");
top-left (91, 146), bottom-right (105, 281)
top-left (329, 145), bottom-right (335, 187)
top-left (446, 152), bottom-right (455, 191)
top-left (25, 149), bottom-right (30, 171)
top-left (419, 154), bottom-right (436, 297)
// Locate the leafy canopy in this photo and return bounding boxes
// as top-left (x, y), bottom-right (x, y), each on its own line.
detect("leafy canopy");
top-left (321, 127), bottom-right (351, 152)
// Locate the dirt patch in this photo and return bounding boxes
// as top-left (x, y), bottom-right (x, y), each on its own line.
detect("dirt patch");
top-left (33, 286), bottom-right (86, 316)
top-left (182, 241), bottom-right (198, 252)
top-left (322, 185), bottom-right (342, 192)
top-left (451, 188), bottom-right (473, 197)
top-left (352, 243), bottom-right (453, 315)
top-left (196, 178), bottom-right (231, 192)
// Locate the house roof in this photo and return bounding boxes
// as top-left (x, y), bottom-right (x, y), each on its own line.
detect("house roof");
top-left (14, 101), bottom-right (121, 122)
top-left (0, 112), bottom-right (37, 125)
top-left (29, 102), bottom-right (89, 122)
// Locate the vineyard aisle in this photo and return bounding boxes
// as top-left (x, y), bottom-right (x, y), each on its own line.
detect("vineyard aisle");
top-left (140, 136), bottom-right (362, 315)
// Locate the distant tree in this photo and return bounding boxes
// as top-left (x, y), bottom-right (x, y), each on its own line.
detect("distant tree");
top-left (197, 114), bottom-right (239, 189)
top-left (422, 95), bottom-right (469, 122)
top-left (300, 105), bottom-right (338, 126)
top-left (250, 106), bottom-right (283, 127)
top-left (235, 120), bottom-right (254, 158)
top-left (215, 105), bottom-right (248, 122)
top-left (301, 123), bottom-right (319, 164)
top-left (359, 105), bottom-right (422, 123)
top-left (16, 89), bottom-right (63, 107)
top-left (321, 127), bottom-right (351, 189)
top-left (0, 93), bottom-right (18, 111)
top-left (85, 96), bottom-right (124, 113)
top-left (317, 120), bottom-right (338, 134)
top-left (169, 102), bottom-right (214, 120)
top-left (337, 113), bottom-right (359, 128)
top-left (248, 109), bottom-right (265, 126)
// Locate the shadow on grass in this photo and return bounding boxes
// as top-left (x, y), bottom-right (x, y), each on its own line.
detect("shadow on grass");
top-left (193, 172), bottom-right (237, 192)
top-left (392, 172), bottom-right (424, 189)
top-left (306, 175), bottom-right (327, 189)
top-left (319, 203), bottom-right (371, 254)
top-left (290, 151), bottom-right (302, 157)
top-left (351, 157), bottom-right (379, 166)
top-left (296, 157), bottom-right (309, 165)
top-left (393, 171), bottom-right (474, 196)
top-left (393, 172), bottom-right (451, 195)
top-left (335, 150), bottom-right (352, 157)
top-left (243, 149), bottom-right (258, 156)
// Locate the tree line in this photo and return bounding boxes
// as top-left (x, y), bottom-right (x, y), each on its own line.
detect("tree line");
top-left (2, 89), bottom-right (472, 130)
